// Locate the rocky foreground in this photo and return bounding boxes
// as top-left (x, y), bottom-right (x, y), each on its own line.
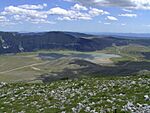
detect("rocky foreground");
top-left (0, 75), bottom-right (150, 113)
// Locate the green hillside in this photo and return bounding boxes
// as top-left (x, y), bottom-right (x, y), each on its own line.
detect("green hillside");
top-left (0, 75), bottom-right (149, 113)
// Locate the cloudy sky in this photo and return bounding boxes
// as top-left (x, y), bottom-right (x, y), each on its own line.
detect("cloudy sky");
top-left (0, 0), bottom-right (150, 33)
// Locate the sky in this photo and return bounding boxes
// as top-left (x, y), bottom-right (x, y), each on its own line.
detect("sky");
top-left (0, 0), bottom-right (150, 33)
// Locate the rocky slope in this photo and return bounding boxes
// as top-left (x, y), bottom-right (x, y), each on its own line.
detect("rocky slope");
top-left (0, 75), bottom-right (149, 113)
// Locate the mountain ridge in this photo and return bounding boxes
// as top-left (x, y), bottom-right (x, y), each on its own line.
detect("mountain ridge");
top-left (0, 31), bottom-right (150, 54)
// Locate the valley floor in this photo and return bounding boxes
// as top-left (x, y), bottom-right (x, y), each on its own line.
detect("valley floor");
top-left (0, 75), bottom-right (149, 113)
top-left (0, 46), bottom-right (150, 83)
top-left (0, 50), bottom-right (120, 83)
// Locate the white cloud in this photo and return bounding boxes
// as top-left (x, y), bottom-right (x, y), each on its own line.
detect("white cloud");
top-left (48, 7), bottom-right (69, 15)
top-left (89, 8), bottom-right (109, 16)
top-left (57, 12), bottom-right (92, 20)
top-left (48, 7), bottom-right (92, 20)
top-left (71, 4), bottom-right (88, 11)
top-left (76, 14), bottom-right (92, 20)
top-left (131, 0), bottom-right (150, 10)
top-left (122, 9), bottom-right (132, 12)
top-left (18, 3), bottom-right (47, 10)
top-left (119, 13), bottom-right (137, 17)
top-left (0, 5), bottom-right (56, 25)
top-left (58, 17), bottom-right (72, 21)
top-left (0, 3), bottom-right (110, 23)
top-left (107, 16), bottom-right (118, 21)
top-left (0, 16), bottom-right (9, 22)
top-left (66, 0), bottom-right (150, 10)
top-left (28, 18), bottom-right (56, 24)
top-left (121, 23), bottom-right (126, 26)
top-left (12, 14), bottom-right (54, 24)
top-left (0, 22), bottom-right (16, 27)
top-left (48, 6), bottom-right (109, 21)
top-left (13, 15), bottom-right (24, 21)
top-left (0, 16), bottom-right (15, 26)
top-left (1, 6), bottom-right (48, 19)
top-left (104, 22), bottom-right (111, 25)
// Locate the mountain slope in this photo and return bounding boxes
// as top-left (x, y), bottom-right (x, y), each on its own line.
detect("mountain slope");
top-left (0, 31), bottom-right (150, 54)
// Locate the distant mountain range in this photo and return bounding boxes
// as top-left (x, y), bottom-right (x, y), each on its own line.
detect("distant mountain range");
top-left (0, 31), bottom-right (150, 54)
top-left (89, 32), bottom-right (150, 39)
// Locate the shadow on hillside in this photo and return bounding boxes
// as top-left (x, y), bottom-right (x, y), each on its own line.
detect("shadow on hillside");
top-left (141, 52), bottom-right (150, 60)
top-left (38, 60), bottom-right (150, 83)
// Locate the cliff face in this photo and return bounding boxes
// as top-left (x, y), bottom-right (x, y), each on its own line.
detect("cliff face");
top-left (0, 31), bottom-right (149, 54)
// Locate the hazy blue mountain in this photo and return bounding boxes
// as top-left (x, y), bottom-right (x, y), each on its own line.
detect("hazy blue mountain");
top-left (89, 32), bottom-right (150, 39)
